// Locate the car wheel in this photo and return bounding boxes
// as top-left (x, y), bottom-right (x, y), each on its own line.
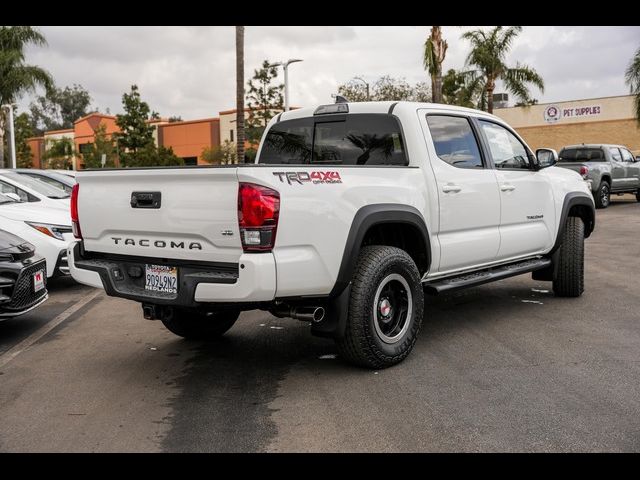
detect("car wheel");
top-left (594, 181), bottom-right (610, 209)
top-left (336, 245), bottom-right (424, 369)
top-left (636, 190), bottom-right (640, 202)
top-left (552, 216), bottom-right (584, 297)
top-left (161, 308), bottom-right (240, 340)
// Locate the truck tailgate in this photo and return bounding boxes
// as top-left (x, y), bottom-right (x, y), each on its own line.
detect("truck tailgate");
top-left (76, 168), bottom-right (242, 264)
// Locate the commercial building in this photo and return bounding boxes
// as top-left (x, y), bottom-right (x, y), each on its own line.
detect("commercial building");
top-left (25, 107), bottom-right (283, 169)
top-left (494, 94), bottom-right (640, 155)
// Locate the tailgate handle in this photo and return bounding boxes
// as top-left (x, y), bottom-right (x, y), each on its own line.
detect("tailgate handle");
top-left (131, 192), bottom-right (161, 209)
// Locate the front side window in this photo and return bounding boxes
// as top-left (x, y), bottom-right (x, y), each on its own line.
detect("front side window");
top-left (426, 115), bottom-right (483, 169)
top-left (609, 147), bottom-right (622, 162)
top-left (258, 114), bottom-right (407, 166)
top-left (479, 120), bottom-right (531, 170)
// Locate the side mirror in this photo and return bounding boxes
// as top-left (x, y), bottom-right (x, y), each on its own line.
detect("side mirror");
top-left (4, 192), bottom-right (22, 202)
top-left (536, 148), bottom-right (558, 169)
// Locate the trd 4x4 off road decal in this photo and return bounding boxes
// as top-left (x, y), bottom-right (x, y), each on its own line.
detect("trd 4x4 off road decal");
top-left (273, 171), bottom-right (342, 185)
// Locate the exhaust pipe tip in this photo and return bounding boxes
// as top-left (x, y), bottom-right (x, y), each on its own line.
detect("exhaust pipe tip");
top-left (312, 307), bottom-right (325, 323)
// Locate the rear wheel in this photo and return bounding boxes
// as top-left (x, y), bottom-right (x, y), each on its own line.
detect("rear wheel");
top-left (594, 181), bottom-right (610, 209)
top-left (552, 216), bottom-right (585, 297)
top-left (161, 308), bottom-right (240, 340)
top-left (336, 245), bottom-right (424, 369)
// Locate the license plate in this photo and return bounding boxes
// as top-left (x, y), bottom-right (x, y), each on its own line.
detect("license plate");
top-left (33, 269), bottom-right (45, 292)
top-left (145, 265), bottom-right (178, 294)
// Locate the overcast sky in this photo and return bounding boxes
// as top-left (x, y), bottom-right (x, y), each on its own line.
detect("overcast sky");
top-left (19, 26), bottom-right (640, 120)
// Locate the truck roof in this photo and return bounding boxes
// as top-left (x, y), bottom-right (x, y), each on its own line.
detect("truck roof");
top-left (278, 101), bottom-right (504, 123)
top-left (561, 144), bottom-right (627, 150)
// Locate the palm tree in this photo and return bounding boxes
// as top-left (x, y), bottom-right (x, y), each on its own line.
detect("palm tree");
top-left (625, 46), bottom-right (640, 126)
top-left (0, 26), bottom-right (53, 168)
top-left (235, 26), bottom-right (245, 164)
top-left (423, 26), bottom-right (448, 103)
top-left (460, 26), bottom-right (544, 114)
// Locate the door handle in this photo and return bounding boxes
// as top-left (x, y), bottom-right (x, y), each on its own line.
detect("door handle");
top-left (500, 184), bottom-right (516, 192)
top-left (442, 184), bottom-right (462, 193)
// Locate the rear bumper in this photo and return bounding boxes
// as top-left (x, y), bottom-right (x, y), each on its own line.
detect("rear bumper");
top-left (68, 242), bottom-right (276, 306)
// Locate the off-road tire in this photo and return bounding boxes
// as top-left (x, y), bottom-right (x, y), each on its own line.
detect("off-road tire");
top-left (336, 245), bottom-right (424, 369)
top-left (161, 308), bottom-right (240, 340)
top-left (552, 216), bottom-right (585, 297)
top-left (594, 181), bottom-right (610, 209)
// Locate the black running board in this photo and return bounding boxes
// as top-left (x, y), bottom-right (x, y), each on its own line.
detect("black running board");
top-left (423, 258), bottom-right (552, 295)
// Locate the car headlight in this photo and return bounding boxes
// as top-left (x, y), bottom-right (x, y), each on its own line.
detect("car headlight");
top-left (25, 222), bottom-right (73, 241)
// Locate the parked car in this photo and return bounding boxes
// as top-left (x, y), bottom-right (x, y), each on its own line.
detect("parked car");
top-left (556, 144), bottom-right (640, 208)
top-left (0, 193), bottom-right (73, 278)
top-left (0, 228), bottom-right (48, 319)
top-left (14, 169), bottom-right (76, 194)
top-left (0, 170), bottom-right (70, 210)
top-left (69, 101), bottom-right (595, 368)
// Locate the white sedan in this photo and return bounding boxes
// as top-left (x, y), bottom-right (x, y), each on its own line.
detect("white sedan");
top-left (0, 170), bottom-right (70, 211)
top-left (0, 193), bottom-right (73, 278)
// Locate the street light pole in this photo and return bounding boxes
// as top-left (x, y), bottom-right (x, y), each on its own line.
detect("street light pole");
top-left (269, 59), bottom-right (303, 111)
top-left (354, 77), bottom-right (370, 101)
top-left (1, 104), bottom-right (17, 169)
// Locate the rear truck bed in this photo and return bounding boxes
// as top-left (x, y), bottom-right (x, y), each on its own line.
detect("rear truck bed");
top-left (68, 167), bottom-right (278, 304)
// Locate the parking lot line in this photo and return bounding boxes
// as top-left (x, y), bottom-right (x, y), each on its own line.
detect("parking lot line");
top-left (0, 289), bottom-right (102, 369)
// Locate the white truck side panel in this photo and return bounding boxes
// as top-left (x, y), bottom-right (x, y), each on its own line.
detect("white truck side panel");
top-left (237, 166), bottom-right (429, 297)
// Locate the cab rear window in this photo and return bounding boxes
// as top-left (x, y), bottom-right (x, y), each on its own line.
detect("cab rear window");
top-left (258, 114), bottom-right (407, 166)
top-left (559, 148), bottom-right (604, 162)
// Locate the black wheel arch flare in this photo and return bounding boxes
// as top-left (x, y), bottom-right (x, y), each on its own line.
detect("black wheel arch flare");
top-left (328, 204), bottom-right (431, 298)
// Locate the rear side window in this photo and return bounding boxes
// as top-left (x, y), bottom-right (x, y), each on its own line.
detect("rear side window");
top-left (258, 114), bottom-right (407, 166)
top-left (426, 115), bottom-right (483, 169)
top-left (609, 148), bottom-right (622, 162)
top-left (559, 148), bottom-right (604, 162)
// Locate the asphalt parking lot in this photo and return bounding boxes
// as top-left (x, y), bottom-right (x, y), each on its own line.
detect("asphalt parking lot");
top-left (1, 195), bottom-right (639, 452)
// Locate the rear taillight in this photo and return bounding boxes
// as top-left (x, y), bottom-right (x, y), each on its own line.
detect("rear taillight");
top-left (238, 182), bottom-right (280, 252)
top-left (579, 166), bottom-right (589, 179)
top-left (71, 183), bottom-right (82, 239)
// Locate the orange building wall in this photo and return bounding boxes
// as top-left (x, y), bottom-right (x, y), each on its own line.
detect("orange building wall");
top-left (26, 137), bottom-right (45, 168)
top-left (74, 114), bottom-right (120, 150)
top-left (158, 119), bottom-right (220, 164)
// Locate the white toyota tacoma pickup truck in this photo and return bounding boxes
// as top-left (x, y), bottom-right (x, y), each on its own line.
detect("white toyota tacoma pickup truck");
top-left (68, 101), bottom-right (595, 368)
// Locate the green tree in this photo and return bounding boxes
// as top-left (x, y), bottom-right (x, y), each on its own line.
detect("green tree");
top-left (202, 140), bottom-right (238, 165)
top-left (81, 124), bottom-right (118, 168)
top-left (29, 84), bottom-right (92, 133)
top-left (625, 46), bottom-right (640, 126)
top-left (42, 137), bottom-right (74, 170)
top-left (129, 145), bottom-right (183, 167)
top-left (14, 112), bottom-right (34, 168)
top-left (460, 26), bottom-right (544, 113)
top-left (114, 85), bottom-right (158, 166)
top-left (168, 116), bottom-right (182, 123)
top-left (0, 26), bottom-right (53, 168)
top-left (338, 76), bottom-right (431, 102)
top-left (14, 112), bottom-right (35, 168)
top-left (423, 26), bottom-right (448, 103)
top-left (245, 60), bottom-right (284, 145)
top-left (337, 78), bottom-right (370, 102)
top-left (441, 69), bottom-right (478, 107)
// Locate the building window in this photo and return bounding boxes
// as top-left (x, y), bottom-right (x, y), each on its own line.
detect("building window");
top-left (79, 143), bottom-right (93, 154)
top-left (230, 129), bottom-right (234, 142)
top-left (183, 157), bottom-right (197, 166)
